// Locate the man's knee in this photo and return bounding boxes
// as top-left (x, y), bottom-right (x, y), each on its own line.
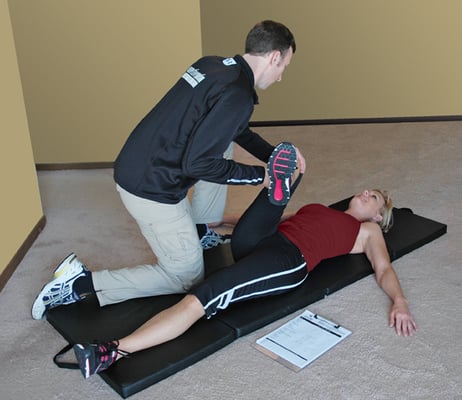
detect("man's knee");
top-left (180, 261), bottom-right (204, 291)
top-left (158, 252), bottom-right (204, 292)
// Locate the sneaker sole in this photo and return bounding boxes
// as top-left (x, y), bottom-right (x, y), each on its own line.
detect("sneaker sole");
top-left (31, 253), bottom-right (82, 320)
top-left (267, 142), bottom-right (297, 206)
top-left (54, 253), bottom-right (78, 278)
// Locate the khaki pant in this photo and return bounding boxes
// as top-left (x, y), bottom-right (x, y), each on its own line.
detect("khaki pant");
top-left (93, 144), bottom-right (233, 306)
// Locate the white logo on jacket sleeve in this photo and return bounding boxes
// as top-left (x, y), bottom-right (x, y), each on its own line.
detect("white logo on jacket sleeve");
top-left (182, 67), bottom-right (206, 88)
top-left (226, 177), bottom-right (263, 184)
top-left (223, 57), bottom-right (237, 66)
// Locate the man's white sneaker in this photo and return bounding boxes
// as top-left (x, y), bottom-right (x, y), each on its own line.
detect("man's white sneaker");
top-left (200, 230), bottom-right (231, 250)
top-left (31, 253), bottom-right (88, 320)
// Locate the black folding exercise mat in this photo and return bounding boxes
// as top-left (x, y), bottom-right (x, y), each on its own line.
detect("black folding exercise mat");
top-left (46, 201), bottom-right (446, 398)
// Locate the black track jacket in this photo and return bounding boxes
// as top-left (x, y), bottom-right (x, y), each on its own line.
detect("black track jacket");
top-left (114, 55), bottom-right (275, 204)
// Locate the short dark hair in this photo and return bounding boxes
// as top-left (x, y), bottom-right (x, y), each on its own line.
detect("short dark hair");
top-left (245, 20), bottom-right (296, 57)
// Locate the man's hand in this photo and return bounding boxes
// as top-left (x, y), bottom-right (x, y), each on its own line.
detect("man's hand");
top-left (294, 146), bottom-right (306, 174)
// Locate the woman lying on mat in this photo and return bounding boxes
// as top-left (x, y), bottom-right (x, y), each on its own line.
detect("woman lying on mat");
top-left (68, 143), bottom-right (417, 379)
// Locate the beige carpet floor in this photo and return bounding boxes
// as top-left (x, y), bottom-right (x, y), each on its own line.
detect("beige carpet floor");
top-left (1, 121), bottom-right (461, 399)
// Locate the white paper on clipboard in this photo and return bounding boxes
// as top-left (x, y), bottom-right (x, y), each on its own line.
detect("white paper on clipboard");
top-left (255, 309), bottom-right (351, 371)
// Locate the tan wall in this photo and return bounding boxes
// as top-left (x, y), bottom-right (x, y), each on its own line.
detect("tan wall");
top-left (8, 0), bottom-right (462, 164)
top-left (8, 0), bottom-right (202, 164)
top-left (201, 0), bottom-right (462, 121)
top-left (0, 0), bottom-right (43, 274)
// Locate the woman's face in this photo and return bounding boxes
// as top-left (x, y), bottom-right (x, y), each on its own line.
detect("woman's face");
top-left (349, 189), bottom-right (385, 222)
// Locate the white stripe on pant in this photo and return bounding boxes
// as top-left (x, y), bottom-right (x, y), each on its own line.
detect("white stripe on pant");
top-left (203, 262), bottom-right (307, 317)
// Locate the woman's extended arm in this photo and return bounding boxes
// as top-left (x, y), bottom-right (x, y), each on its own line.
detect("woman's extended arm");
top-left (360, 223), bottom-right (418, 336)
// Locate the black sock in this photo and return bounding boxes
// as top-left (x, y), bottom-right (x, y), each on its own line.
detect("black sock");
top-left (73, 272), bottom-right (95, 299)
top-left (196, 223), bottom-right (209, 238)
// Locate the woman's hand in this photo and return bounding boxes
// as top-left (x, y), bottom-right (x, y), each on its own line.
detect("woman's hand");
top-left (389, 298), bottom-right (418, 336)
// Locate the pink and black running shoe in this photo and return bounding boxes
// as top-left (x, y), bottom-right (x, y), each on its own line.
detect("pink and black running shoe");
top-left (73, 340), bottom-right (130, 379)
top-left (267, 142), bottom-right (297, 206)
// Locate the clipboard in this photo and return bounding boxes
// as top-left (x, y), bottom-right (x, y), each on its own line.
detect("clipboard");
top-left (254, 310), bottom-right (351, 371)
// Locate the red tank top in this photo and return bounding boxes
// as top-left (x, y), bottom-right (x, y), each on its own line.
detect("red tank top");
top-left (278, 204), bottom-right (361, 271)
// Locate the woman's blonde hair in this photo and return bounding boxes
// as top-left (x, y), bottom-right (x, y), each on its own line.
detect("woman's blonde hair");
top-left (374, 189), bottom-right (393, 233)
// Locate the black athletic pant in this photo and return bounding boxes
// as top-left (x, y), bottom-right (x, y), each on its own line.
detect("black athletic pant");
top-left (190, 188), bottom-right (307, 318)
